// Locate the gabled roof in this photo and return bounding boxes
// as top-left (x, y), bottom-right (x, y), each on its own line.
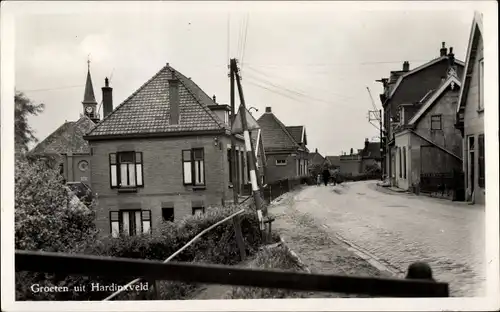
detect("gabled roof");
top-left (86, 63), bottom-right (224, 138)
top-left (308, 152), bottom-right (326, 165)
top-left (388, 56), bottom-right (465, 100)
top-left (286, 126), bottom-right (307, 145)
top-left (457, 12), bottom-right (484, 113)
top-left (257, 111), bottom-right (302, 152)
top-left (409, 75), bottom-right (462, 125)
top-left (30, 115), bottom-right (96, 155)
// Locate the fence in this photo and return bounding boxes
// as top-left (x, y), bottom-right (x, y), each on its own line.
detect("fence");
top-left (419, 171), bottom-right (465, 201)
top-left (16, 250), bottom-right (449, 298)
top-left (261, 177), bottom-right (302, 204)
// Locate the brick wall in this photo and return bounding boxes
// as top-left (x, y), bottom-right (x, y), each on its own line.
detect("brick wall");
top-left (265, 152), bottom-right (299, 183)
top-left (89, 134), bottom-right (240, 236)
top-left (63, 154), bottom-right (92, 185)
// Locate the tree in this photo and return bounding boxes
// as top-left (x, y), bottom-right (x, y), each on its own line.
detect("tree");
top-left (15, 91), bottom-right (44, 154)
top-left (15, 157), bottom-right (97, 252)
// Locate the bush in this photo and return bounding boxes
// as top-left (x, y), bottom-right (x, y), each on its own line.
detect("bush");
top-left (16, 204), bottom-right (263, 301)
top-left (15, 157), bottom-right (98, 253)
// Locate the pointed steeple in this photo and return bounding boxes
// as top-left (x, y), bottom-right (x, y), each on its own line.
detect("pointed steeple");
top-left (82, 59), bottom-right (97, 105)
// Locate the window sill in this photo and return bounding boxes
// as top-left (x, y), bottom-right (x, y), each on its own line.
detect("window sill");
top-left (117, 187), bottom-right (138, 193)
top-left (477, 108), bottom-right (484, 114)
top-left (192, 185), bottom-right (206, 191)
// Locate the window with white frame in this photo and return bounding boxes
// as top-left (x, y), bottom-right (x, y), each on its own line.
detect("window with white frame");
top-left (109, 152), bottom-right (144, 189)
top-left (276, 159), bottom-right (287, 166)
top-left (110, 210), bottom-right (151, 238)
top-left (192, 205), bottom-right (205, 216)
top-left (479, 59), bottom-right (484, 111)
top-left (182, 148), bottom-right (205, 186)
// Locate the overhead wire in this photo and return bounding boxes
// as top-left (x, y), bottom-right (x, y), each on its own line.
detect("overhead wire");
top-left (243, 67), bottom-right (364, 106)
top-left (21, 85), bottom-right (84, 93)
top-left (240, 13), bottom-right (250, 66)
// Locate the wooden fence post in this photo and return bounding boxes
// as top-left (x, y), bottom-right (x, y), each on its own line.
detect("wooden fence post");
top-left (153, 280), bottom-right (160, 299)
top-left (232, 215), bottom-right (246, 261)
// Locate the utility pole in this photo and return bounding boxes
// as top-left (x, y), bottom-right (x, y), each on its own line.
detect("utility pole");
top-left (229, 60), bottom-right (239, 204)
top-left (379, 109), bottom-right (384, 181)
top-left (367, 86), bottom-right (385, 181)
top-left (230, 59), bottom-right (267, 222)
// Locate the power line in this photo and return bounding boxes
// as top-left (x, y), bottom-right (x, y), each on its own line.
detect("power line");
top-left (227, 13), bottom-right (231, 63)
top-left (240, 14), bottom-right (250, 66)
top-left (242, 59), bottom-right (429, 67)
top-left (21, 85), bottom-right (84, 93)
top-left (243, 66), bottom-right (362, 102)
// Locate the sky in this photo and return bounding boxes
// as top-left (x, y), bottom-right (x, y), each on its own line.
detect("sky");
top-left (13, 1), bottom-right (480, 156)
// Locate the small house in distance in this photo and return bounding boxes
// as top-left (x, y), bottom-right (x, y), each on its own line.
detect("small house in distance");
top-left (256, 107), bottom-right (309, 183)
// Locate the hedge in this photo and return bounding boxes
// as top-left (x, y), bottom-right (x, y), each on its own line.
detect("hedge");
top-left (16, 205), bottom-right (263, 301)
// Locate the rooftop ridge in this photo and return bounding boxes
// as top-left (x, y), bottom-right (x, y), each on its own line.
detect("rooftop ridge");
top-left (87, 64), bottom-right (170, 136)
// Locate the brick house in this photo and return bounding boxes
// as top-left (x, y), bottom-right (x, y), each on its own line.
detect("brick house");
top-left (393, 67), bottom-right (463, 195)
top-left (378, 43), bottom-right (464, 186)
top-left (256, 107), bottom-right (309, 183)
top-left (30, 65), bottom-right (100, 186)
top-left (455, 12), bottom-right (485, 205)
top-left (84, 63), bottom-right (251, 237)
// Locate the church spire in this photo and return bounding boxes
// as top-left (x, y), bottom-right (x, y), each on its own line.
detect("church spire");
top-left (82, 57), bottom-right (99, 123)
top-left (82, 58), bottom-right (97, 105)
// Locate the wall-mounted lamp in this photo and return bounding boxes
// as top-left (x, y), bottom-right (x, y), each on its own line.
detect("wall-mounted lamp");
top-left (249, 107), bottom-right (259, 114)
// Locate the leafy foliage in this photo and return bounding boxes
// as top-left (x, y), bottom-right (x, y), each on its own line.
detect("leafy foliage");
top-left (15, 92), bottom-right (44, 154)
top-left (15, 157), bottom-right (97, 253)
top-left (16, 202), bottom-right (263, 301)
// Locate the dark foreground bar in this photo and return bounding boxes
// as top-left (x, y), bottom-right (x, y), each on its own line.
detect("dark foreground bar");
top-left (15, 250), bottom-right (449, 297)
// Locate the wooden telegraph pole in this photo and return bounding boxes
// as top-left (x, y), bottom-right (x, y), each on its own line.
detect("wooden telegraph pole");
top-left (229, 60), bottom-right (239, 204)
top-left (230, 59), bottom-right (267, 229)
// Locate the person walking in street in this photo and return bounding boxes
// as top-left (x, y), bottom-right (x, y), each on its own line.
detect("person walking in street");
top-left (322, 168), bottom-right (331, 186)
top-left (316, 173), bottom-right (322, 186)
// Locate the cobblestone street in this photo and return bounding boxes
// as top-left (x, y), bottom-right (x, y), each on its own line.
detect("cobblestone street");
top-left (270, 181), bottom-right (485, 297)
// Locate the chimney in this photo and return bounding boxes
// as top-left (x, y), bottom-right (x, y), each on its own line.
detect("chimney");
top-left (448, 47), bottom-right (455, 66)
top-left (212, 95), bottom-right (217, 103)
top-left (265, 107), bottom-right (272, 113)
top-left (365, 138), bottom-right (369, 148)
top-left (402, 61), bottom-right (410, 72)
top-left (102, 77), bottom-right (113, 118)
top-left (168, 77), bottom-right (180, 125)
top-left (440, 42), bottom-right (447, 57)
top-left (315, 148), bottom-right (318, 153)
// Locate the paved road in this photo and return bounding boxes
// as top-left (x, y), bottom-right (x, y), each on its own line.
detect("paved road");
top-left (288, 181), bottom-right (485, 297)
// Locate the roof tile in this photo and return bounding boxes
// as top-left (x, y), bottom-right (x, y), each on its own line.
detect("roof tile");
top-left (257, 113), bottom-right (300, 151)
top-left (30, 116), bottom-right (96, 155)
top-left (87, 65), bottom-right (224, 137)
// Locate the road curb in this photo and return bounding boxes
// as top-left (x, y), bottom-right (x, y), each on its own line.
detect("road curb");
top-left (331, 231), bottom-right (404, 277)
top-left (278, 235), bottom-right (311, 273)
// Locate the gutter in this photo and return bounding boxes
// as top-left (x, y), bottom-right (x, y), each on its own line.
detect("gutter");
top-left (84, 129), bottom-right (226, 141)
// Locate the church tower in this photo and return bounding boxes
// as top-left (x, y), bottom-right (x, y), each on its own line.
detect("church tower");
top-left (82, 60), bottom-right (100, 123)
